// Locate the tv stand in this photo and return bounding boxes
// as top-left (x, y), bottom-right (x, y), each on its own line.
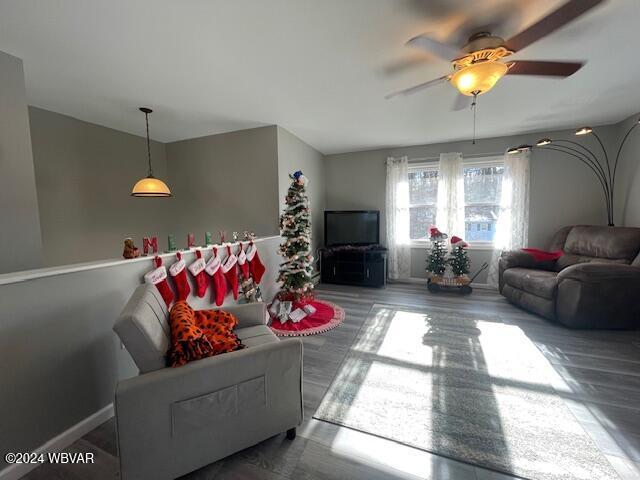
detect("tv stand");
top-left (320, 246), bottom-right (387, 288)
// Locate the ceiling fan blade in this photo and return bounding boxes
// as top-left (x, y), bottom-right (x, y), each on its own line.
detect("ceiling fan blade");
top-left (406, 34), bottom-right (460, 61)
top-left (385, 75), bottom-right (450, 99)
top-left (505, 0), bottom-right (604, 52)
top-left (507, 60), bottom-right (583, 77)
top-left (452, 93), bottom-right (472, 111)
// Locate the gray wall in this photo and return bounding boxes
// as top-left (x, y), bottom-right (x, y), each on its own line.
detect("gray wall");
top-left (277, 127), bottom-right (325, 259)
top-left (166, 126), bottom-right (280, 244)
top-left (29, 107), bottom-right (171, 266)
top-left (0, 51), bottom-right (43, 273)
top-left (325, 125), bottom-right (618, 283)
top-left (614, 113), bottom-right (640, 227)
top-left (0, 237), bottom-right (282, 470)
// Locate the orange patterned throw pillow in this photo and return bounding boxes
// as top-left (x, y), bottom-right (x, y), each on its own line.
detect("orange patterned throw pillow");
top-left (167, 301), bottom-right (244, 367)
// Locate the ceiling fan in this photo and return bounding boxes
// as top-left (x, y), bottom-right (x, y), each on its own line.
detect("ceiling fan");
top-left (386, 0), bottom-right (604, 107)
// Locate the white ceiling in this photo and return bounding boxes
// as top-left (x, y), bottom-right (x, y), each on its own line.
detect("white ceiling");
top-left (1, 0), bottom-right (639, 154)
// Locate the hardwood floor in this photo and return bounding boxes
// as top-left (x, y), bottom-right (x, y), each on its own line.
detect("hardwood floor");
top-left (23, 283), bottom-right (640, 480)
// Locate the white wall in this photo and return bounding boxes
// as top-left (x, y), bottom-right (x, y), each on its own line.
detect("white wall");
top-left (277, 127), bottom-right (326, 259)
top-left (0, 51), bottom-right (43, 273)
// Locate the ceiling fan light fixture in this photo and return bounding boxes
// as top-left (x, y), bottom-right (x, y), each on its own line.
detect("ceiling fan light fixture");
top-left (575, 126), bottom-right (593, 136)
top-left (450, 61), bottom-right (508, 96)
top-left (537, 138), bottom-right (552, 146)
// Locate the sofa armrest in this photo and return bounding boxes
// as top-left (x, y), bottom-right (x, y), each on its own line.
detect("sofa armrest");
top-left (115, 338), bottom-right (303, 479)
top-left (500, 250), bottom-right (541, 269)
top-left (555, 263), bottom-right (640, 329)
top-left (498, 250), bottom-right (539, 293)
top-left (220, 302), bottom-right (267, 327)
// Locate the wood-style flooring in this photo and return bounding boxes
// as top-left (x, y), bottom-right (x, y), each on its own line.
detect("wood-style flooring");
top-left (23, 282), bottom-right (640, 480)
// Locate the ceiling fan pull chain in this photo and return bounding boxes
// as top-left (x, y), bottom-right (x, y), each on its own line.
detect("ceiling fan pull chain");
top-left (471, 92), bottom-right (478, 145)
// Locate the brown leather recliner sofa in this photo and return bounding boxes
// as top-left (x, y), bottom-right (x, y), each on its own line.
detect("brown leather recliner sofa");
top-left (499, 225), bottom-right (640, 329)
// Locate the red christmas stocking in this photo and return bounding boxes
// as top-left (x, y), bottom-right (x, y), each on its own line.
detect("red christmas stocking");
top-left (188, 250), bottom-right (208, 298)
top-left (222, 245), bottom-right (239, 300)
top-left (246, 241), bottom-right (266, 284)
top-left (145, 256), bottom-right (174, 308)
top-left (169, 252), bottom-right (191, 301)
top-left (205, 247), bottom-right (226, 306)
top-left (238, 243), bottom-right (250, 279)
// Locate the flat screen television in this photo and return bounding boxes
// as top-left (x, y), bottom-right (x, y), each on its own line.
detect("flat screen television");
top-left (324, 210), bottom-right (380, 246)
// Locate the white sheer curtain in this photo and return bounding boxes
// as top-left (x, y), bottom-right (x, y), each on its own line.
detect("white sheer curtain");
top-left (435, 152), bottom-right (465, 238)
top-left (386, 156), bottom-right (411, 280)
top-left (487, 148), bottom-right (531, 288)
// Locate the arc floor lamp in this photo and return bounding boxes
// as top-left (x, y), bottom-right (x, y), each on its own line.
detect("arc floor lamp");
top-left (508, 117), bottom-right (640, 226)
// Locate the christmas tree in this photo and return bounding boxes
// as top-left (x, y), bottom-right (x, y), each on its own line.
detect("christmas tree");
top-left (278, 171), bottom-right (315, 300)
top-left (448, 236), bottom-right (470, 277)
top-left (426, 226), bottom-right (447, 276)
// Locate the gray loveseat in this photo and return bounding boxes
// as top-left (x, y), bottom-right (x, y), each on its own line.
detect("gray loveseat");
top-left (113, 284), bottom-right (303, 480)
top-left (499, 225), bottom-right (640, 329)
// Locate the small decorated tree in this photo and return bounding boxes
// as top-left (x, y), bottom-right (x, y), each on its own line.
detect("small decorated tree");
top-left (426, 226), bottom-right (447, 277)
top-left (448, 235), bottom-right (470, 277)
top-left (278, 171), bottom-right (315, 300)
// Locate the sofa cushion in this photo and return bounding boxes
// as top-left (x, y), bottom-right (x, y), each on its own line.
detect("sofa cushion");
top-left (563, 226), bottom-right (640, 262)
top-left (114, 284), bottom-right (170, 373)
top-left (502, 268), bottom-right (558, 300)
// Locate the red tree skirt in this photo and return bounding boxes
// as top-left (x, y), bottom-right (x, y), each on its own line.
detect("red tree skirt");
top-left (269, 299), bottom-right (345, 337)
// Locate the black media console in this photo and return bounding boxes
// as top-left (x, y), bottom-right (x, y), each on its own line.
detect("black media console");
top-left (320, 246), bottom-right (387, 288)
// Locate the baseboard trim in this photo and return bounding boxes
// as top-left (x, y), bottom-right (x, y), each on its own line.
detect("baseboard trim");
top-left (0, 404), bottom-right (114, 480)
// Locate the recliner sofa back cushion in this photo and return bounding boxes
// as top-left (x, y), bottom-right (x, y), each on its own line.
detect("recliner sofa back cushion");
top-left (563, 226), bottom-right (640, 261)
top-left (555, 226), bottom-right (640, 271)
top-left (114, 284), bottom-right (171, 373)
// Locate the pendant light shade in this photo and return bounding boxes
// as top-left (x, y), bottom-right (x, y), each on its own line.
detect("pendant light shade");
top-left (132, 107), bottom-right (172, 197)
top-left (131, 176), bottom-right (171, 197)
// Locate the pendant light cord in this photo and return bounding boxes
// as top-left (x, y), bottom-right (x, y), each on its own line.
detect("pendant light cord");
top-left (145, 111), bottom-right (153, 177)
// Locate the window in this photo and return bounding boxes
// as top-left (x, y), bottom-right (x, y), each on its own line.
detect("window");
top-left (408, 166), bottom-right (438, 241)
top-left (463, 162), bottom-right (504, 243)
top-left (408, 157), bottom-right (503, 244)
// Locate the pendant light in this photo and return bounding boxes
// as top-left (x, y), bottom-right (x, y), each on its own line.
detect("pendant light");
top-left (131, 107), bottom-right (171, 197)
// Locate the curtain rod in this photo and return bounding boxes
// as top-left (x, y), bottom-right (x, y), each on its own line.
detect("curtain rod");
top-left (408, 152), bottom-right (505, 163)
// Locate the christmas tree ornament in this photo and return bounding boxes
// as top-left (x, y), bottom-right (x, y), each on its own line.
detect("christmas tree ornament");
top-left (205, 247), bottom-right (226, 306)
top-left (188, 250), bottom-right (209, 298)
top-left (246, 241), bottom-right (266, 284)
top-left (169, 252), bottom-right (191, 301)
top-left (145, 256), bottom-right (174, 308)
top-left (143, 236), bottom-right (158, 256)
top-left (168, 234), bottom-right (177, 252)
top-left (123, 238), bottom-right (140, 259)
top-left (222, 245), bottom-right (239, 300)
top-left (277, 171), bottom-right (314, 300)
